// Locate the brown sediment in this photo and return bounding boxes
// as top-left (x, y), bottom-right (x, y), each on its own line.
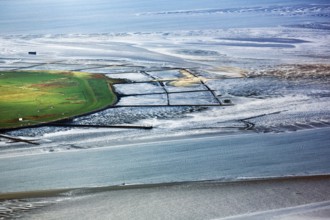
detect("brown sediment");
top-left (0, 189), bottom-right (70, 201)
top-left (250, 64), bottom-right (330, 79)
top-left (1, 174), bottom-right (329, 200)
top-left (168, 69), bottom-right (207, 87)
top-left (206, 66), bottom-right (248, 78)
top-left (284, 64), bottom-right (330, 75)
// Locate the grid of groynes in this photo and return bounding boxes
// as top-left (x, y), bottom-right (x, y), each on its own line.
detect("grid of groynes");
top-left (110, 68), bottom-right (226, 107)
top-left (114, 69), bottom-right (223, 107)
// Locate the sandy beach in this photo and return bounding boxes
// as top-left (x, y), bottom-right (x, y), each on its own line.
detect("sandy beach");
top-left (0, 175), bottom-right (328, 220)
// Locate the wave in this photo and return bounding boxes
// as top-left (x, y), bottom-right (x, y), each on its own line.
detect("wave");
top-left (138, 4), bottom-right (330, 17)
top-left (0, 198), bottom-right (56, 220)
top-left (287, 22), bottom-right (330, 30)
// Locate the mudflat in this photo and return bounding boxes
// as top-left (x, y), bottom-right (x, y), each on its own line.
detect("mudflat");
top-left (2, 175), bottom-right (329, 220)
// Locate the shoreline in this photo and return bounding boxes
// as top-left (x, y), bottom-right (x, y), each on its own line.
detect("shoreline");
top-left (1, 174), bottom-right (330, 200)
top-left (2, 174), bottom-right (329, 220)
top-left (1, 126), bottom-right (328, 159)
top-left (0, 126), bottom-right (250, 159)
top-left (1, 127), bottom-right (330, 193)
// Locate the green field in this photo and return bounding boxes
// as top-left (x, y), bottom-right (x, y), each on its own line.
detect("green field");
top-left (0, 71), bottom-right (117, 130)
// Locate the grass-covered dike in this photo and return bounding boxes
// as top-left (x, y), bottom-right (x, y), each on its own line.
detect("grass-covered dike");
top-left (0, 70), bottom-right (117, 130)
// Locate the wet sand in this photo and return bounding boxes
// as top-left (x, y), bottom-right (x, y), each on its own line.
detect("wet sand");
top-left (2, 175), bottom-right (329, 220)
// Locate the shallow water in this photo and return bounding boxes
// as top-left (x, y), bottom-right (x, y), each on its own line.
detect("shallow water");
top-left (1, 128), bottom-right (330, 193)
top-left (0, 0), bottom-right (329, 35)
top-left (0, 0), bottom-right (330, 201)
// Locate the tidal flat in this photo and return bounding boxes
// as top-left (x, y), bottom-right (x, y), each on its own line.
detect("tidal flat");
top-left (1, 176), bottom-right (330, 220)
top-left (1, 0), bottom-right (330, 219)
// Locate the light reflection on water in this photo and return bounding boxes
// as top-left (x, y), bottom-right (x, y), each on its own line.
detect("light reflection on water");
top-left (0, 0), bottom-right (329, 199)
top-left (0, 0), bottom-right (329, 34)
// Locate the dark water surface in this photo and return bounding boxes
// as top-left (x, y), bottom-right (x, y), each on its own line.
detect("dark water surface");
top-left (0, 0), bottom-right (329, 34)
top-left (0, 0), bottom-right (330, 196)
top-left (1, 128), bottom-right (330, 193)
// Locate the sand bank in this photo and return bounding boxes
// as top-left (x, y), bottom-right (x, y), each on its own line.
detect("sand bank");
top-left (1, 175), bottom-right (329, 220)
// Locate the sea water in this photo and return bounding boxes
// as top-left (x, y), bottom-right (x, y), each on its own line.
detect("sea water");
top-left (0, 0), bottom-right (329, 35)
top-left (0, 0), bottom-right (330, 194)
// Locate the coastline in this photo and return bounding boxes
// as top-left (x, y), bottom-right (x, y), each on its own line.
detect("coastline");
top-left (0, 126), bottom-right (327, 159)
top-left (2, 175), bottom-right (330, 220)
top-left (1, 174), bottom-right (330, 200)
top-left (0, 0), bottom-right (330, 219)
top-left (1, 127), bottom-right (330, 194)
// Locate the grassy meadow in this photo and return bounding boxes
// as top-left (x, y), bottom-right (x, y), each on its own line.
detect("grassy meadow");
top-left (0, 71), bottom-right (117, 130)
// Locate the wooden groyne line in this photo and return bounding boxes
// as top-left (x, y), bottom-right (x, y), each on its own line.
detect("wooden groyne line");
top-left (186, 69), bottom-right (223, 105)
top-left (140, 71), bottom-right (171, 105)
top-left (47, 123), bottom-right (153, 130)
top-left (118, 89), bottom-right (218, 97)
top-left (0, 124), bottom-right (153, 145)
top-left (0, 134), bottom-right (40, 145)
